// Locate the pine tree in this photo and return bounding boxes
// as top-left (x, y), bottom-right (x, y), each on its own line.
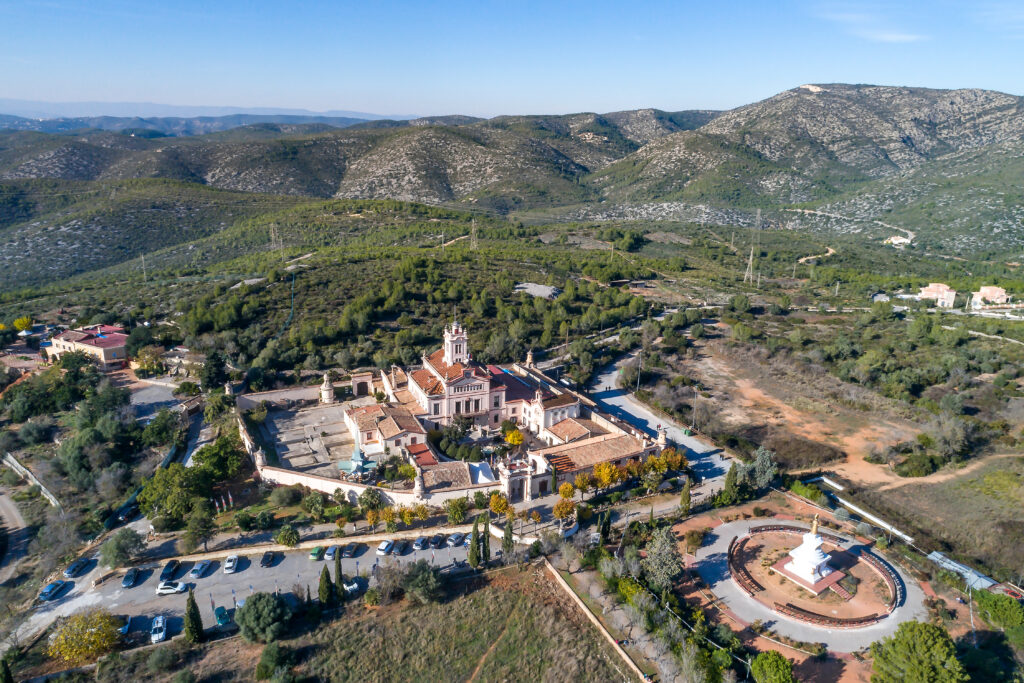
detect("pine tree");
top-left (183, 588), bottom-right (204, 643)
top-left (502, 517), bottom-right (514, 558)
top-left (679, 477), bottom-right (691, 517)
top-left (319, 566), bottom-right (334, 606)
top-left (468, 516), bottom-right (480, 569)
top-left (482, 515), bottom-right (491, 563)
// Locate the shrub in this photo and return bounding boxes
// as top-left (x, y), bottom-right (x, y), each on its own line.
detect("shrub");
top-left (270, 486), bottom-right (303, 507)
top-left (788, 480), bottom-right (827, 505)
top-left (275, 524), bottom-right (299, 547)
top-left (147, 647), bottom-right (176, 674)
top-left (255, 643), bottom-right (292, 680)
top-left (617, 576), bottom-right (643, 605)
top-left (608, 492), bottom-right (624, 504)
top-left (364, 587), bottom-right (380, 606)
top-left (856, 522), bottom-right (874, 538)
top-left (402, 560), bottom-right (443, 605)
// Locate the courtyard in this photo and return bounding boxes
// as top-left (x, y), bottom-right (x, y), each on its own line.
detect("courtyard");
top-left (261, 396), bottom-right (376, 477)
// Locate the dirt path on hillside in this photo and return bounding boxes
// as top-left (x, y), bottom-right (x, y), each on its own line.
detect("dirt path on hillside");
top-left (798, 247), bottom-right (836, 264)
top-left (467, 597), bottom-right (522, 682)
top-left (875, 452), bottom-right (1022, 491)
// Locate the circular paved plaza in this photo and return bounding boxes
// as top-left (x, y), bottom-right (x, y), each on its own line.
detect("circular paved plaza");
top-left (693, 519), bottom-right (928, 652)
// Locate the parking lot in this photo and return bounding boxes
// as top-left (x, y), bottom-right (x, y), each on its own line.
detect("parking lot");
top-left (34, 535), bottom-right (473, 642)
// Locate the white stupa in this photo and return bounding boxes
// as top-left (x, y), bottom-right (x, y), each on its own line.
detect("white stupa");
top-left (784, 515), bottom-right (833, 585)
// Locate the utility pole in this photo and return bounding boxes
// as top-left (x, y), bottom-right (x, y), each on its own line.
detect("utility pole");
top-left (968, 580), bottom-right (977, 647)
top-left (690, 386), bottom-right (697, 430)
top-left (441, 231), bottom-right (445, 252)
top-left (470, 219), bottom-right (478, 251)
top-left (835, 281), bottom-right (840, 297)
top-left (792, 262), bottom-right (797, 279)
top-left (635, 351), bottom-right (642, 393)
top-left (743, 246), bottom-right (755, 284)
top-left (757, 271), bottom-right (761, 288)
top-left (730, 231), bottom-right (734, 250)
top-left (141, 253), bottom-right (146, 282)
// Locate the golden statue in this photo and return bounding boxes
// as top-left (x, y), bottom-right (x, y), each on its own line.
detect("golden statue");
top-left (810, 514), bottom-right (819, 536)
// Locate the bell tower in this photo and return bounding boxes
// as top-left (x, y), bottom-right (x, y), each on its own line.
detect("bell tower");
top-left (443, 318), bottom-right (469, 366)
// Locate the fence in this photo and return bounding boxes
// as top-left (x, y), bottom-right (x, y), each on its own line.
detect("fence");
top-left (2, 452), bottom-right (63, 512)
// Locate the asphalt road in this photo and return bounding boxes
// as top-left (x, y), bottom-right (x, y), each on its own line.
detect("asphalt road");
top-left (18, 537), bottom-right (471, 646)
top-left (0, 490), bottom-right (29, 584)
top-left (589, 355), bottom-right (730, 490)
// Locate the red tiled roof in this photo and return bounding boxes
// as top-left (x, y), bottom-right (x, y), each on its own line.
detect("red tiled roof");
top-left (407, 442), bottom-right (438, 467)
top-left (78, 333), bottom-right (128, 349)
top-left (425, 348), bottom-right (489, 383)
top-left (410, 369), bottom-right (444, 396)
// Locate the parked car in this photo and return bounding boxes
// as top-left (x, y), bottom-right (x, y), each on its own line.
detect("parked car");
top-left (159, 560), bottom-right (180, 582)
top-left (446, 533), bottom-right (464, 547)
top-left (223, 555), bottom-right (239, 574)
top-left (260, 551), bottom-right (276, 568)
top-left (429, 534), bottom-right (445, 549)
top-left (392, 540), bottom-right (409, 556)
top-left (341, 543), bottom-right (359, 558)
top-left (38, 580), bottom-right (68, 601)
top-left (63, 558), bottom-right (90, 578)
top-left (155, 581), bottom-right (188, 595)
top-left (376, 540), bottom-right (394, 556)
top-left (325, 545), bottom-right (339, 560)
top-left (150, 615), bottom-right (167, 643)
top-left (117, 504), bottom-right (139, 524)
top-left (214, 606), bottom-right (231, 626)
top-left (342, 576), bottom-right (359, 596)
top-left (463, 534), bottom-right (473, 547)
top-left (309, 546), bottom-right (325, 560)
top-left (413, 536), bottom-right (428, 551)
top-left (189, 560), bottom-right (211, 579)
top-left (121, 567), bottom-right (139, 588)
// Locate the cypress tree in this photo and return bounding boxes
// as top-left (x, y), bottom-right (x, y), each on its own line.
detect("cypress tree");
top-left (319, 566), bottom-right (334, 606)
top-left (722, 463), bottom-right (739, 505)
top-left (482, 515), bottom-right (491, 563)
top-left (334, 552), bottom-right (343, 598)
top-left (468, 515), bottom-right (480, 569)
top-left (183, 588), bottom-right (204, 643)
top-left (2, 658), bottom-right (15, 683)
top-left (502, 517), bottom-right (514, 558)
top-left (679, 477), bottom-right (691, 517)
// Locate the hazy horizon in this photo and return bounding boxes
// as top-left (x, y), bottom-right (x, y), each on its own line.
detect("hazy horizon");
top-left (3, 1), bottom-right (1024, 118)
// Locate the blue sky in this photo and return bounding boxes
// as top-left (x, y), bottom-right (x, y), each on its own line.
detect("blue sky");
top-left (1, 0), bottom-right (1022, 117)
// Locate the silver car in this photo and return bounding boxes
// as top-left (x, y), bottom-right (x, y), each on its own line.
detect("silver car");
top-left (189, 560), bottom-right (211, 579)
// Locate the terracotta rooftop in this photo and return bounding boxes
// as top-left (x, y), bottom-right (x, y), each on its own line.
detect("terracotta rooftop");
top-left (424, 348), bottom-right (488, 382)
top-left (421, 460), bottom-right (473, 490)
top-left (346, 403), bottom-right (425, 437)
top-left (537, 433), bottom-right (648, 474)
top-left (54, 328), bottom-right (128, 349)
top-left (410, 369), bottom-right (444, 396)
top-left (407, 442), bottom-right (438, 467)
top-left (547, 417), bottom-right (607, 443)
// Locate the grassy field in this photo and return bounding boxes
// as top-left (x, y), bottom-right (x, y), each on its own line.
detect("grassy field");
top-left (89, 566), bottom-right (627, 683)
top-left (302, 568), bottom-right (625, 683)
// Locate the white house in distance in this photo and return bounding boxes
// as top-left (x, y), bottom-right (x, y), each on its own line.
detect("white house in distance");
top-left (971, 286), bottom-right (1010, 309)
top-left (918, 283), bottom-right (957, 308)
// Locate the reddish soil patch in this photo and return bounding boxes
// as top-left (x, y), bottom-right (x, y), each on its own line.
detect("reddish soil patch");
top-left (740, 535), bottom-right (891, 619)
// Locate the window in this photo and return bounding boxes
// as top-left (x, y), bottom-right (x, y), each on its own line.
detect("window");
top-left (474, 399), bottom-right (480, 413)
top-left (433, 403), bottom-right (440, 416)
top-left (455, 402), bottom-right (461, 414)
top-left (410, 437), bottom-right (417, 444)
top-left (494, 415), bottom-right (499, 423)
top-left (493, 397), bottom-right (500, 408)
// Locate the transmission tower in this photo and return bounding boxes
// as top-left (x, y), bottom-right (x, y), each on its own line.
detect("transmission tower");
top-left (269, 223), bottom-right (282, 251)
top-left (470, 219), bottom-right (478, 250)
top-left (743, 245), bottom-right (755, 284)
